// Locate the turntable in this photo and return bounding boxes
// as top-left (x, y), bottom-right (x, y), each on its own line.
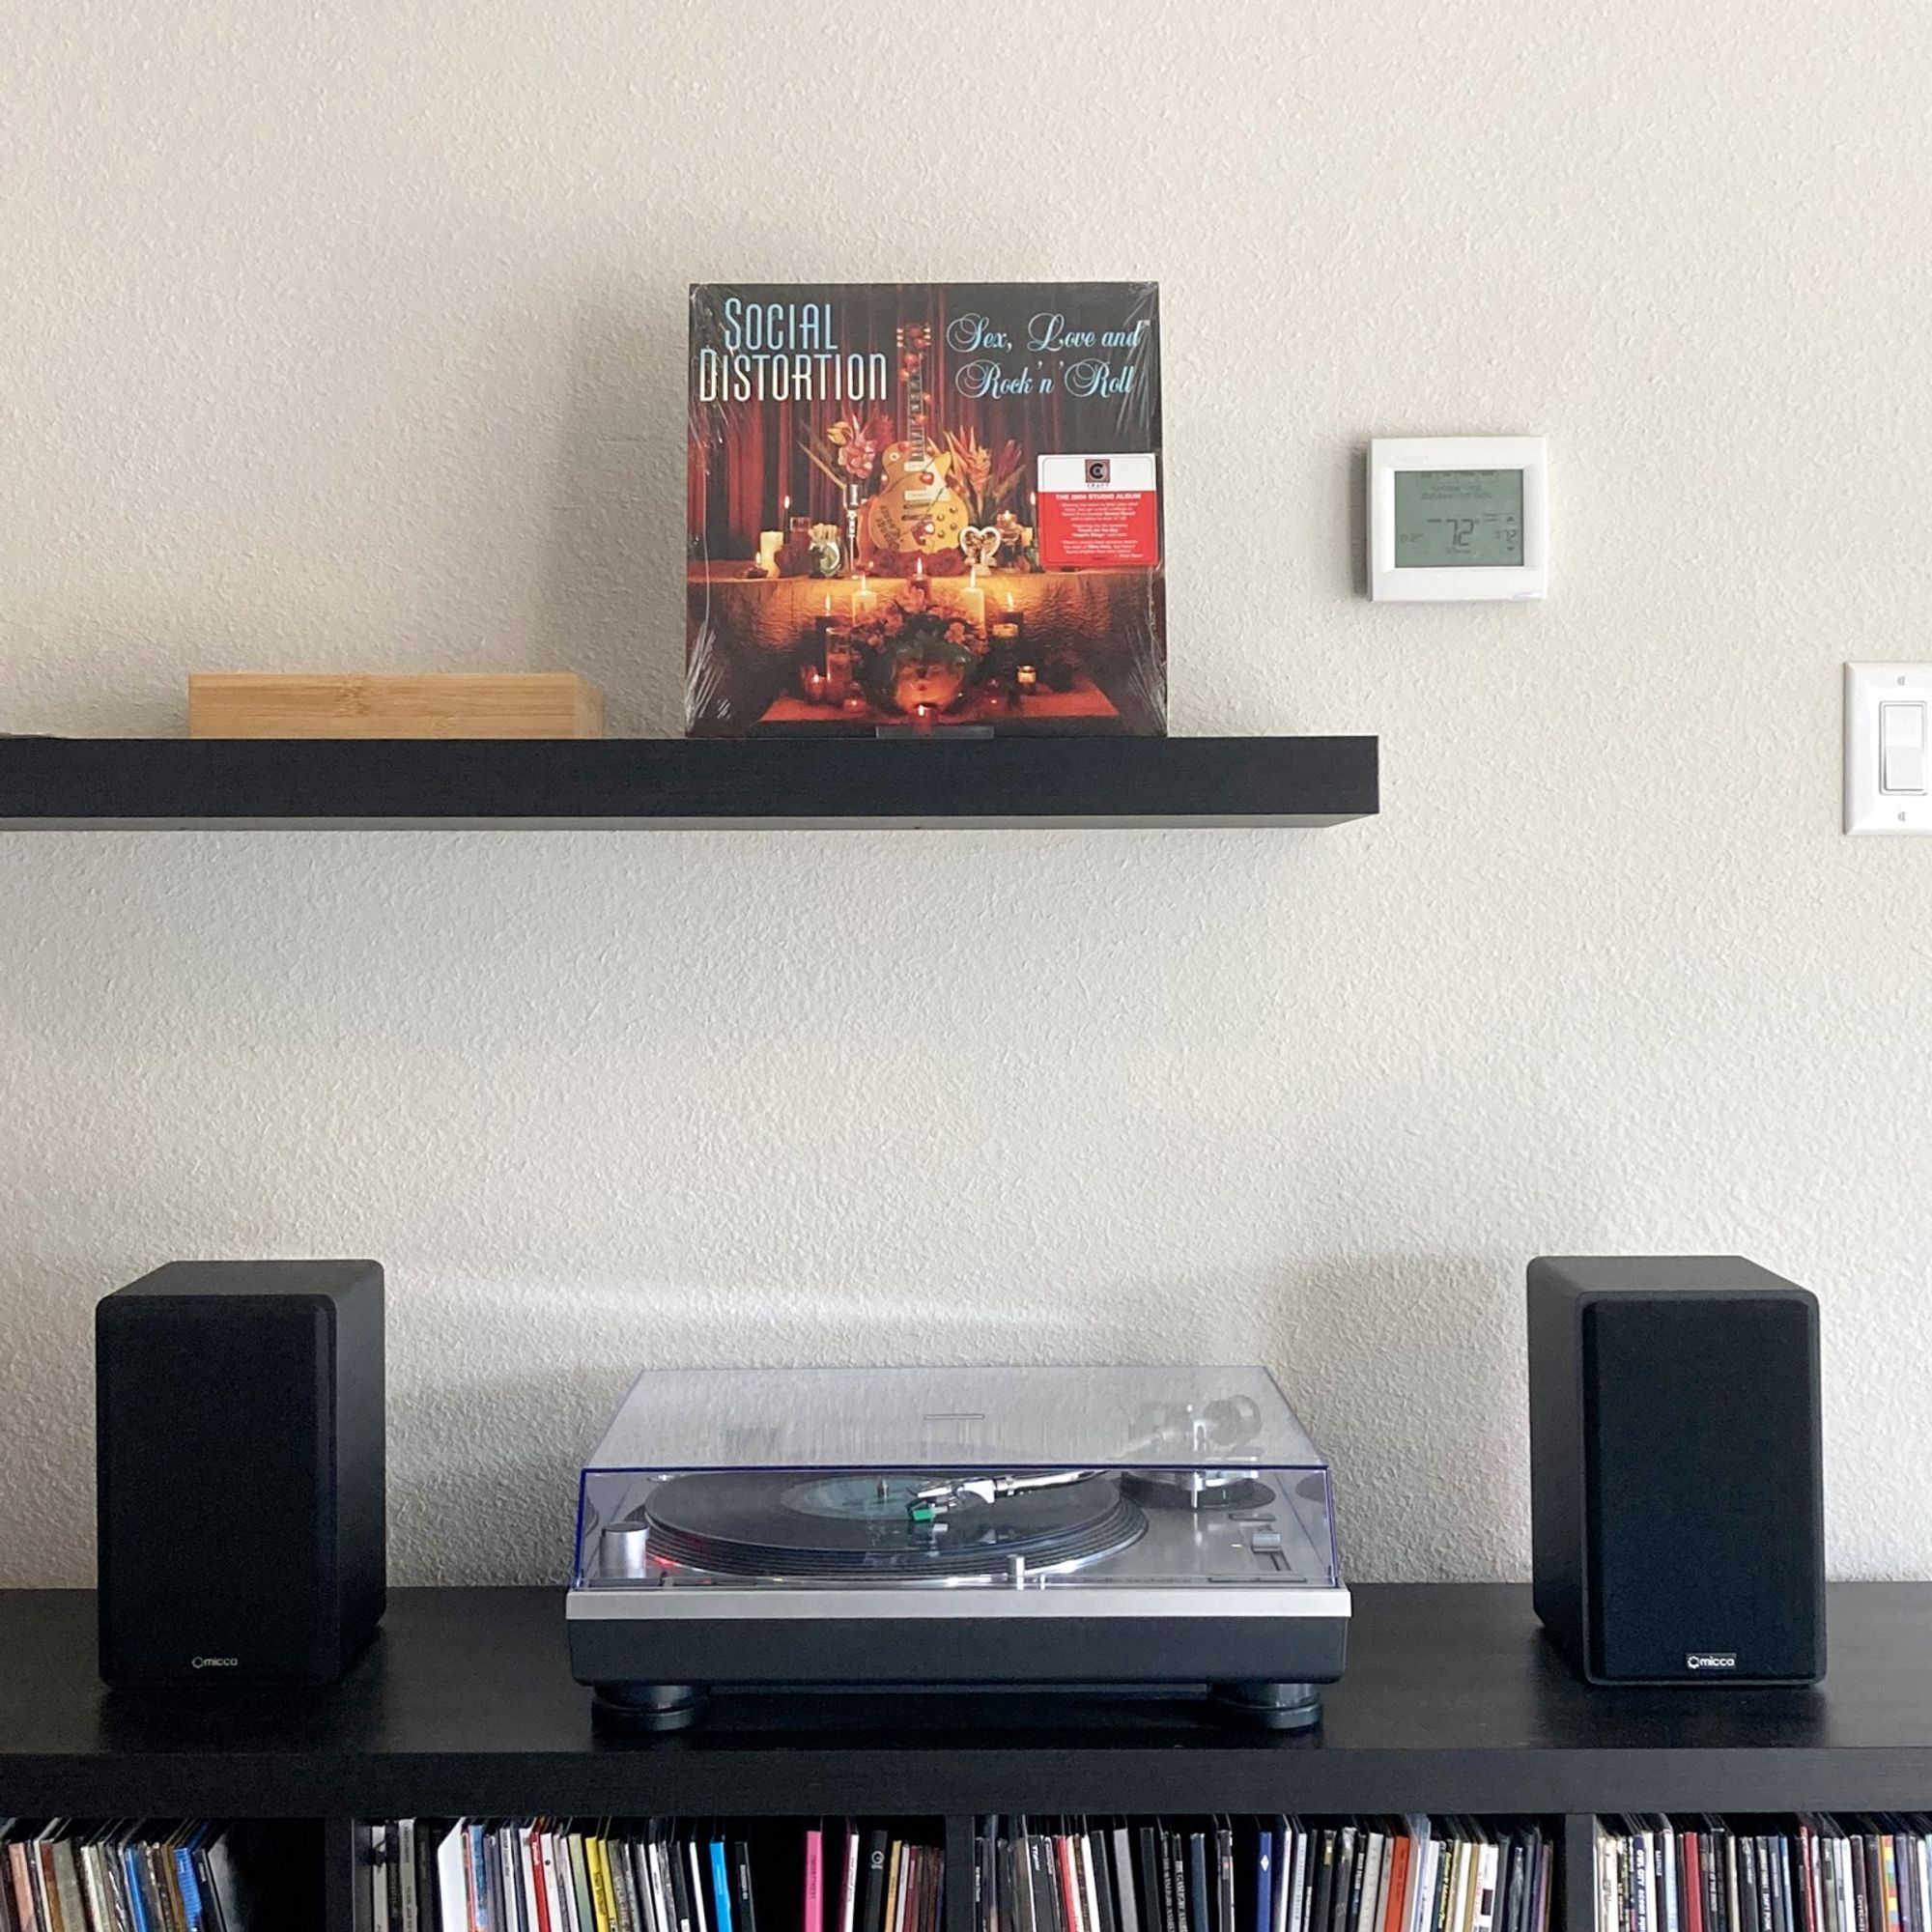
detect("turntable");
top-left (566, 1365), bottom-right (1350, 1731)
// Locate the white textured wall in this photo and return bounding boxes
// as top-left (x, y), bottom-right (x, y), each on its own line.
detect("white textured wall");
top-left (3, 0), bottom-right (1929, 1589)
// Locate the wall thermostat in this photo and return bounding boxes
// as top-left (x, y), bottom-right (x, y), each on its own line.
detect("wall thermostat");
top-left (1369, 436), bottom-right (1548, 602)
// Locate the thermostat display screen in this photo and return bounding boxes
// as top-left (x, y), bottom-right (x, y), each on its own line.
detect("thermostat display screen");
top-left (1393, 469), bottom-right (1524, 568)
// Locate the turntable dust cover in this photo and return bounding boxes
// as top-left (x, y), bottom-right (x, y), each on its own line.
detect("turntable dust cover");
top-left (685, 282), bottom-right (1166, 737)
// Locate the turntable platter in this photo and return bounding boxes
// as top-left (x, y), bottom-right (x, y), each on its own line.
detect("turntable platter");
top-left (642, 1470), bottom-right (1146, 1579)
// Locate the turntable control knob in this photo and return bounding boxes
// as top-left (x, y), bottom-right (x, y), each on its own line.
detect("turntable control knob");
top-left (601, 1522), bottom-right (652, 1579)
top-left (1248, 1528), bottom-right (1283, 1553)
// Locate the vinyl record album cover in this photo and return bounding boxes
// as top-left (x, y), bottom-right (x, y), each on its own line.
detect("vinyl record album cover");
top-left (686, 282), bottom-right (1165, 736)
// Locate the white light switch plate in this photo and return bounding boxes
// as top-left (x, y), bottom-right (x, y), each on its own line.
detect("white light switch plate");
top-left (1846, 662), bottom-right (1932, 834)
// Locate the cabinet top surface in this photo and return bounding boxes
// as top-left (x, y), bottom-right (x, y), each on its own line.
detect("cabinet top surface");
top-left (0, 1582), bottom-right (1923, 1766)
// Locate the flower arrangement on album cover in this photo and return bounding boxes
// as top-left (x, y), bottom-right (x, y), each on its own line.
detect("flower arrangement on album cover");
top-left (686, 282), bottom-right (1165, 736)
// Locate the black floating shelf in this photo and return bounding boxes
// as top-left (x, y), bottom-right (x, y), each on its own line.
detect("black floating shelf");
top-left (0, 735), bottom-right (1376, 830)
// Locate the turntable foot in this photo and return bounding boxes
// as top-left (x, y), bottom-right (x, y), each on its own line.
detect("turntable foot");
top-left (591, 1684), bottom-right (705, 1733)
top-left (1209, 1681), bottom-right (1322, 1731)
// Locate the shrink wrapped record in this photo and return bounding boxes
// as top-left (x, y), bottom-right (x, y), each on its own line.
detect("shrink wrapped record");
top-left (642, 1469), bottom-right (1147, 1578)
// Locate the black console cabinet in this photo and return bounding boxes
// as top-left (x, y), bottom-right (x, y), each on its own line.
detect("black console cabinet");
top-left (5, 1583), bottom-right (1932, 1932)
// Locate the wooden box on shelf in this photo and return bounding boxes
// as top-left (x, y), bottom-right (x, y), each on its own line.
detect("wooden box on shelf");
top-left (187, 673), bottom-right (605, 740)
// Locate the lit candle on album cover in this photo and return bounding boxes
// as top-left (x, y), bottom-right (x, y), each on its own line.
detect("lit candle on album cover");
top-left (826, 629), bottom-right (858, 698)
top-left (954, 567), bottom-right (986, 634)
top-left (812, 591), bottom-right (840, 657)
top-left (990, 588), bottom-right (1024, 645)
top-left (852, 574), bottom-right (877, 621)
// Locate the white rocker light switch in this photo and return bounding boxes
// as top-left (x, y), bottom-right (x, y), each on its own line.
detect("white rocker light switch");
top-left (1846, 665), bottom-right (1932, 834)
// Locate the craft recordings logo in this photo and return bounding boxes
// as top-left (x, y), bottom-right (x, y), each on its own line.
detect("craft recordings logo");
top-left (1686, 1651), bottom-right (1737, 1671)
top-left (1084, 458), bottom-right (1111, 486)
top-left (192, 1655), bottom-right (240, 1669)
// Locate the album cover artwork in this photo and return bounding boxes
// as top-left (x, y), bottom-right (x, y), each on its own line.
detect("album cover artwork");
top-left (686, 282), bottom-right (1165, 736)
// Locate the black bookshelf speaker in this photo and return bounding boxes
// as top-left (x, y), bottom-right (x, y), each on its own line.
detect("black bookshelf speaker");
top-left (1527, 1256), bottom-right (1825, 1685)
top-left (96, 1260), bottom-right (385, 1688)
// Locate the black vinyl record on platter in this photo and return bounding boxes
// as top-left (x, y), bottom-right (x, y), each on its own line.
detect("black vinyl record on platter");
top-left (1120, 1469), bottom-right (1274, 1512)
top-left (644, 1470), bottom-right (1147, 1578)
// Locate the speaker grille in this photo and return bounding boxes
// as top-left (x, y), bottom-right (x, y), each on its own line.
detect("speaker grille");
top-left (1582, 1294), bottom-right (1821, 1681)
top-left (99, 1298), bottom-right (331, 1679)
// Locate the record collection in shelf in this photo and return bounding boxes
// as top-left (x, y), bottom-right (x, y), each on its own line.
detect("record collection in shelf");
top-left (362, 1820), bottom-right (943, 1932)
top-left (1, 1820), bottom-right (257, 1931)
top-left (1595, 1816), bottom-right (1932, 1932)
top-left (975, 1819), bottom-right (1552, 1932)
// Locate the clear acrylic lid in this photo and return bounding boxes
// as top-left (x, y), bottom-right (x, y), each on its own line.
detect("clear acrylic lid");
top-left (581, 1364), bottom-right (1327, 1474)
